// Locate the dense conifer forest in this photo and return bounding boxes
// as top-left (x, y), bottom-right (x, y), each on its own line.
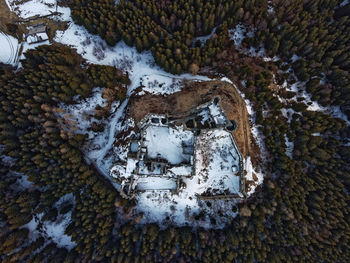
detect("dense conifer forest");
top-left (71, 0), bottom-right (350, 112)
top-left (1, 0), bottom-right (350, 262)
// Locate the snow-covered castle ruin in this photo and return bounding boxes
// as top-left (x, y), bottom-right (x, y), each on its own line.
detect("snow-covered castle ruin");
top-left (110, 97), bottom-right (245, 200)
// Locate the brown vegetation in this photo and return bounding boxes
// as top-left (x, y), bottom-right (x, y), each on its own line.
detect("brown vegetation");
top-left (0, 0), bottom-right (24, 38)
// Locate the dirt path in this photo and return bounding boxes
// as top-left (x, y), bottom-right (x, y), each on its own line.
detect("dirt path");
top-left (241, 91), bottom-right (250, 157)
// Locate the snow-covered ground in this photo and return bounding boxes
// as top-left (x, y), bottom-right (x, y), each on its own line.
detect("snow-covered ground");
top-left (243, 156), bottom-right (263, 195)
top-left (6, 0), bottom-right (70, 20)
top-left (220, 78), bottom-right (265, 195)
top-left (22, 194), bottom-right (75, 250)
top-left (143, 126), bottom-right (193, 164)
top-left (136, 177), bottom-right (177, 191)
top-left (1, 144), bottom-right (75, 250)
top-left (111, 106), bottom-right (245, 227)
top-left (230, 21), bottom-right (349, 133)
top-left (229, 23), bottom-right (278, 62)
top-left (41, 194), bottom-right (75, 249)
top-left (136, 189), bottom-right (238, 228)
top-left (0, 145), bottom-right (34, 190)
top-left (55, 24), bottom-right (210, 91)
top-left (57, 86), bottom-right (115, 147)
top-left (281, 107), bottom-right (298, 124)
top-left (0, 31), bottom-right (19, 65)
top-left (284, 134), bottom-right (294, 158)
top-left (5, 0), bottom-right (266, 228)
top-left (340, 0), bottom-right (349, 7)
top-left (194, 129), bottom-right (241, 195)
top-left (4, 0), bottom-right (72, 66)
top-left (136, 126), bottom-right (243, 227)
top-left (192, 27), bottom-right (217, 46)
top-left (267, 2), bottom-right (275, 14)
top-left (276, 73), bottom-right (350, 127)
top-left (228, 24), bottom-right (248, 47)
top-left (137, 75), bottom-right (184, 95)
top-left (55, 20), bottom-right (210, 180)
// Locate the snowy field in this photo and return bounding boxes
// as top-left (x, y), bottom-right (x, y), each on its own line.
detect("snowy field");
top-left (143, 126), bottom-right (194, 165)
top-left (0, 31), bottom-right (19, 65)
top-left (6, 0), bottom-right (70, 20)
top-left (23, 194), bottom-right (75, 250)
top-left (194, 129), bottom-right (241, 195)
top-left (136, 177), bottom-right (177, 191)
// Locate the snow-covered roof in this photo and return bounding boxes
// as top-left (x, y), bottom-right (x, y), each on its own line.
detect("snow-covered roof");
top-left (27, 32), bottom-right (49, 44)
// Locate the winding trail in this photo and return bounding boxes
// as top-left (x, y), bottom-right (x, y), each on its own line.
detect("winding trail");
top-left (88, 98), bottom-right (129, 161)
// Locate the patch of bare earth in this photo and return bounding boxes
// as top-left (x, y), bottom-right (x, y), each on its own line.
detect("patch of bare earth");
top-left (0, 0), bottom-right (24, 38)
